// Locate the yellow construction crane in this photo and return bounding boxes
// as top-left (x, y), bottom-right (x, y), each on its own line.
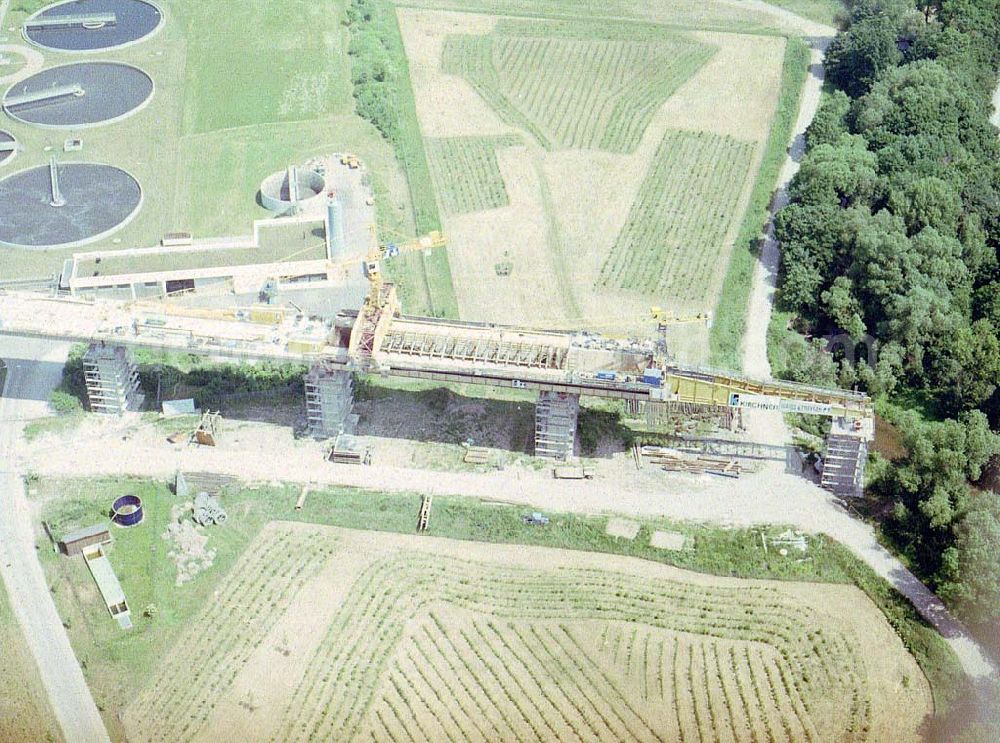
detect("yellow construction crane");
top-left (350, 225), bottom-right (449, 361)
top-left (363, 225), bottom-right (447, 303)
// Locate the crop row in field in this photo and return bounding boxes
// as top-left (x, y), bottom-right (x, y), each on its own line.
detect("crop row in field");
top-left (425, 135), bottom-right (522, 215)
top-left (274, 554), bottom-right (870, 742)
top-left (127, 526), bottom-right (335, 743)
top-left (441, 28), bottom-right (714, 153)
top-left (597, 129), bottom-right (755, 303)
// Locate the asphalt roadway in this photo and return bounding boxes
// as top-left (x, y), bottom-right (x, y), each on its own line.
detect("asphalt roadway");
top-left (0, 336), bottom-right (110, 743)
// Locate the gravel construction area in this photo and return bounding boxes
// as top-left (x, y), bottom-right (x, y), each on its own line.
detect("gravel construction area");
top-left (163, 503), bottom-right (216, 586)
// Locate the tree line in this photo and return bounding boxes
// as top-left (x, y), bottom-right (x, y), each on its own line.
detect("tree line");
top-left (775, 0), bottom-right (1000, 652)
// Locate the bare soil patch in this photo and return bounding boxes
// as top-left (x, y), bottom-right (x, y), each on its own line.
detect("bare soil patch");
top-left (606, 516), bottom-right (641, 539)
top-left (651, 530), bottom-right (687, 550)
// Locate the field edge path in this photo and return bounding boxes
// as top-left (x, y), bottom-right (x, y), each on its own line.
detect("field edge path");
top-left (740, 18), bottom-right (997, 680)
top-left (0, 338), bottom-right (110, 743)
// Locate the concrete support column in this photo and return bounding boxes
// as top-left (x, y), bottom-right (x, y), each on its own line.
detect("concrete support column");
top-left (82, 344), bottom-right (144, 415)
top-left (304, 364), bottom-right (355, 437)
top-left (534, 390), bottom-right (579, 460)
top-left (821, 419), bottom-right (869, 498)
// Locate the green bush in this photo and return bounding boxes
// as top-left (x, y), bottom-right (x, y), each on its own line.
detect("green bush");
top-left (345, 0), bottom-right (459, 318)
top-left (49, 390), bottom-right (83, 415)
top-left (709, 37), bottom-right (810, 369)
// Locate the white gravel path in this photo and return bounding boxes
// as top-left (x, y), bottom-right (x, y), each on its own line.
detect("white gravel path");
top-left (0, 338), bottom-right (110, 743)
top-left (740, 25), bottom-right (997, 678)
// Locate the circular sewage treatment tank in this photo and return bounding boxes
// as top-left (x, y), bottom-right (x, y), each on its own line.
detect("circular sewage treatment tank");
top-left (0, 131), bottom-right (15, 166)
top-left (3, 61), bottom-right (154, 128)
top-left (0, 162), bottom-right (142, 248)
top-left (260, 167), bottom-right (327, 214)
top-left (23, 0), bottom-right (163, 52)
top-left (111, 494), bottom-right (144, 527)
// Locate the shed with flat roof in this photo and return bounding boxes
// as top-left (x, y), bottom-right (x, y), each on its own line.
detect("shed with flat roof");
top-left (58, 522), bottom-right (111, 556)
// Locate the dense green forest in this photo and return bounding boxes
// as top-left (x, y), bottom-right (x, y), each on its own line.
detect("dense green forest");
top-left (775, 0), bottom-right (1000, 657)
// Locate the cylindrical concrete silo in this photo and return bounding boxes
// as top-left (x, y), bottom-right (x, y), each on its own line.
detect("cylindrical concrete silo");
top-left (325, 195), bottom-right (347, 261)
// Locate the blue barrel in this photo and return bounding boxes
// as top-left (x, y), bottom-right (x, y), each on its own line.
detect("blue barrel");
top-left (111, 494), bottom-right (144, 527)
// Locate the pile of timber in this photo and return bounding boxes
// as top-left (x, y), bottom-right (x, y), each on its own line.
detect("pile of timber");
top-left (328, 434), bottom-right (372, 465)
top-left (641, 446), bottom-right (741, 478)
top-left (463, 446), bottom-right (491, 465)
top-left (176, 471), bottom-right (240, 497)
top-left (553, 465), bottom-right (595, 480)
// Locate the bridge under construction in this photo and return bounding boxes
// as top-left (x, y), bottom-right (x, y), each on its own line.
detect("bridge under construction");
top-left (0, 286), bottom-right (872, 496)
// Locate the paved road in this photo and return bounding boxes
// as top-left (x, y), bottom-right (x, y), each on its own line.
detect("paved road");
top-left (0, 337), bottom-right (110, 743)
top-left (740, 30), bottom-right (997, 679)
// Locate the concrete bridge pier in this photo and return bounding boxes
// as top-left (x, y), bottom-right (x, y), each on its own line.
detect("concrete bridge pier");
top-left (534, 390), bottom-right (579, 460)
top-left (821, 418), bottom-right (871, 497)
top-left (304, 363), bottom-right (355, 437)
top-left (82, 344), bottom-right (144, 415)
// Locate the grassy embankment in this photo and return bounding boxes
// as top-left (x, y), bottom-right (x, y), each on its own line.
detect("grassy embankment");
top-left (346, 0), bottom-right (460, 318)
top-left (709, 37), bottom-right (810, 369)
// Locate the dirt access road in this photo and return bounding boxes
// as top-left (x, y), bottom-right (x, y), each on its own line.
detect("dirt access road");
top-left (740, 21), bottom-right (997, 679)
top-left (0, 337), bottom-right (110, 743)
top-left (24, 404), bottom-right (997, 679)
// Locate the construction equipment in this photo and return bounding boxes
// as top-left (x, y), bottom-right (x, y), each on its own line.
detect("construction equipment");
top-left (130, 301), bottom-right (291, 326)
top-left (651, 307), bottom-right (711, 326)
top-left (192, 491), bottom-right (227, 526)
top-left (350, 227), bottom-right (448, 364)
top-left (523, 512), bottom-right (550, 526)
top-left (364, 225), bottom-right (447, 290)
top-left (192, 410), bottom-right (221, 446)
top-left (417, 495), bottom-right (433, 532)
top-left (327, 433), bottom-right (372, 465)
top-left (521, 309), bottom-right (709, 335)
top-left (340, 153), bottom-right (360, 169)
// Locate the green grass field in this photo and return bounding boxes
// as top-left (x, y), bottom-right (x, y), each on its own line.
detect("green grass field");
top-left (425, 135), bottom-right (521, 214)
top-left (597, 131), bottom-right (755, 300)
top-left (1, 0), bottom-right (410, 281)
top-left (0, 575), bottom-right (62, 742)
top-left (35, 474), bottom-right (963, 736)
top-left (442, 25), bottom-right (715, 153)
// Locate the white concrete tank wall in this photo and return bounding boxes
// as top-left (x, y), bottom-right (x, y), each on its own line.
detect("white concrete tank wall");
top-left (260, 167), bottom-right (326, 215)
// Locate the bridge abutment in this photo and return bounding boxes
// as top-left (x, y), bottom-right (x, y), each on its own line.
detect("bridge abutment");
top-left (82, 344), bottom-right (144, 415)
top-left (304, 363), bottom-right (355, 437)
top-left (534, 390), bottom-right (579, 460)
